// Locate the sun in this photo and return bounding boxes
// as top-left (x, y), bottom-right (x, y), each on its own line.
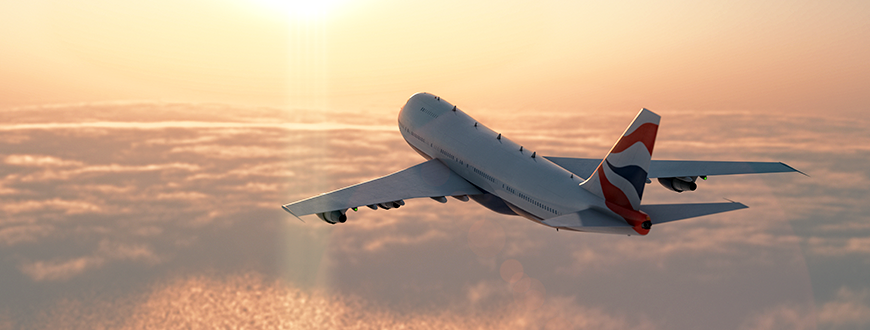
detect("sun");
top-left (245, 0), bottom-right (348, 20)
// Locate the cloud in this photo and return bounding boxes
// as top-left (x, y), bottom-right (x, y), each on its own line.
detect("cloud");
top-left (154, 191), bottom-right (208, 200)
top-left (555, 215), bottom-right (803, 277)
top-left (3, 155), bottom-right (83, 167)
top-left (7, 162), bottom-right (202, 182)
top-left (0, 101), bottom-right (861, 329)
top-left (0, 121), bottom-right (396, 132)
top-left (0, 183), bottom-right (17, 195)
top-left (465, 279), bottom-right (505, 306)
top-left (817, 287), bottom-right (870, 328)
top-left (737, 303), bottom-right (817, 330)
top-left (362, 227), bottom-right (448, 252)
top-left (169, 145), bottom-right (283, 159)
top-left (0, 198), bottom-right (103, 215)
top-left (18, 256), bottom-right (104, 282)
top-left (0, 224), bottom-right (54, 246)
top-left (808, 237), bottom-right (870, 258)
top-left (97, 240), bottom-right (162, 263)
top-left (18, 240), bottom-right (161, 282)
top-left (1, 100), bottom-right (391, 127)
top-left (21, 273), bottom-right (657, 330)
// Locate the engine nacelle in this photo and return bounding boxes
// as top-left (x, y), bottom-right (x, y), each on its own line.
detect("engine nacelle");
top-left (316, 209), bottom-right (347, 224)
top-left (377, 200), bottom-right (405, 210)
top-left (658, 177), bottom-right (698, 193)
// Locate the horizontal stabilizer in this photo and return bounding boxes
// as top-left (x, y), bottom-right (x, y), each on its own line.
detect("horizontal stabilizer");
top-left (545, 157), bottom-right (802, 179)
top-left (542, 208), bottom-right (638, 235)
top-left (283, 159), bottom-right (481, 216)
top-left (640, 201), bottom-right (748, 225)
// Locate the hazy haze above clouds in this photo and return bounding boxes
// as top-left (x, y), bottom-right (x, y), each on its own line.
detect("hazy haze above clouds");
top-left (2, 0), bottom-right (869, 117)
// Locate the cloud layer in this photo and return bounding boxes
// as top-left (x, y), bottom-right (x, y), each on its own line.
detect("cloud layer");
top-left (1, 102), bottom-right (867, 329)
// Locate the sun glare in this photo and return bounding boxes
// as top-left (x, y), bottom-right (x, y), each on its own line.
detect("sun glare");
top-left (246, 0), bottom-right (348, 20)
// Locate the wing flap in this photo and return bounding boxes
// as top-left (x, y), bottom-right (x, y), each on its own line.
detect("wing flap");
top-left (640, 201), bottom-right (748, 225)
top-left (283, 159), bottom-right (481, 216)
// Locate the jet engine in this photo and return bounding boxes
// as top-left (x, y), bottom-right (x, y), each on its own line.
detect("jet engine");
top-left (316, 209), bottom-right (347, 224)
top-left (658, 176), bottom-right (698, 193)
top-left (377, 200), bottom-right (405, 210)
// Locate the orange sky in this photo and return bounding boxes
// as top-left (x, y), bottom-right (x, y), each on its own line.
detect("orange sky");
top-left (1, 0), bottom-right (868, 117)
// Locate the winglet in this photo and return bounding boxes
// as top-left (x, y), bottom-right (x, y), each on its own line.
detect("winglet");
top-left (282, 204), bottom-right (305, 223)
top-left (722, 197), bottom-right (741, 204)
top-left (780, 162), bottom-right (809, 177)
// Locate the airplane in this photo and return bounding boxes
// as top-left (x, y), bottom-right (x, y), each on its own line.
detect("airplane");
top-left (282, 92), bottom-right (801, 236)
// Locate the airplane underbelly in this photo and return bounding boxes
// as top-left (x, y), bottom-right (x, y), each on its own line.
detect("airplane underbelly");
top-left (469, 192), bottom-right (518, 216)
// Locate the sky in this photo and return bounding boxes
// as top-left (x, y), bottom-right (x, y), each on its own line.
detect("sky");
top-left (1, 0), bottom-right (869, 329)
top-left (2, 0), bottom-right (870, 116)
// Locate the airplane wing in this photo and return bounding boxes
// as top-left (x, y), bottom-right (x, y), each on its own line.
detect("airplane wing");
top-left (544, 156), bottom-right (802, 179)
top-left (282, 158), bottom-right (482, 218)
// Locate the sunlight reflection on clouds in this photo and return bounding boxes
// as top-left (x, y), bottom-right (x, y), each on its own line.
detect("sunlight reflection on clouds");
top-left (25, 273), bottom-right (654, 330)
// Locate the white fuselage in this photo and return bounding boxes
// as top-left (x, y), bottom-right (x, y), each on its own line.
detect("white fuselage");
top-left (397, 93), bottom-right (601, 225)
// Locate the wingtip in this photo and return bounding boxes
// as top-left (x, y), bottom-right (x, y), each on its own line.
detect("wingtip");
top-left (722, 198), bottom-right (749, 209)
top-left (281, 204), bottom-right (305, 223)
top-left (780, 162), bottom-right (809, 177)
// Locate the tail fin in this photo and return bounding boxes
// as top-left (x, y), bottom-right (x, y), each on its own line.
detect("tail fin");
top-left (580, 108), bottom-right (660, 233)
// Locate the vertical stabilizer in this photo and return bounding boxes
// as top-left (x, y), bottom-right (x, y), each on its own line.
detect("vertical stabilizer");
top-left (580, 108), bottom-right (660, 234)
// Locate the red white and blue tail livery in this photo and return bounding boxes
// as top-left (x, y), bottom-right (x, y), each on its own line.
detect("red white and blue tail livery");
top-left (580, 109), bottom-right (659, 234)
